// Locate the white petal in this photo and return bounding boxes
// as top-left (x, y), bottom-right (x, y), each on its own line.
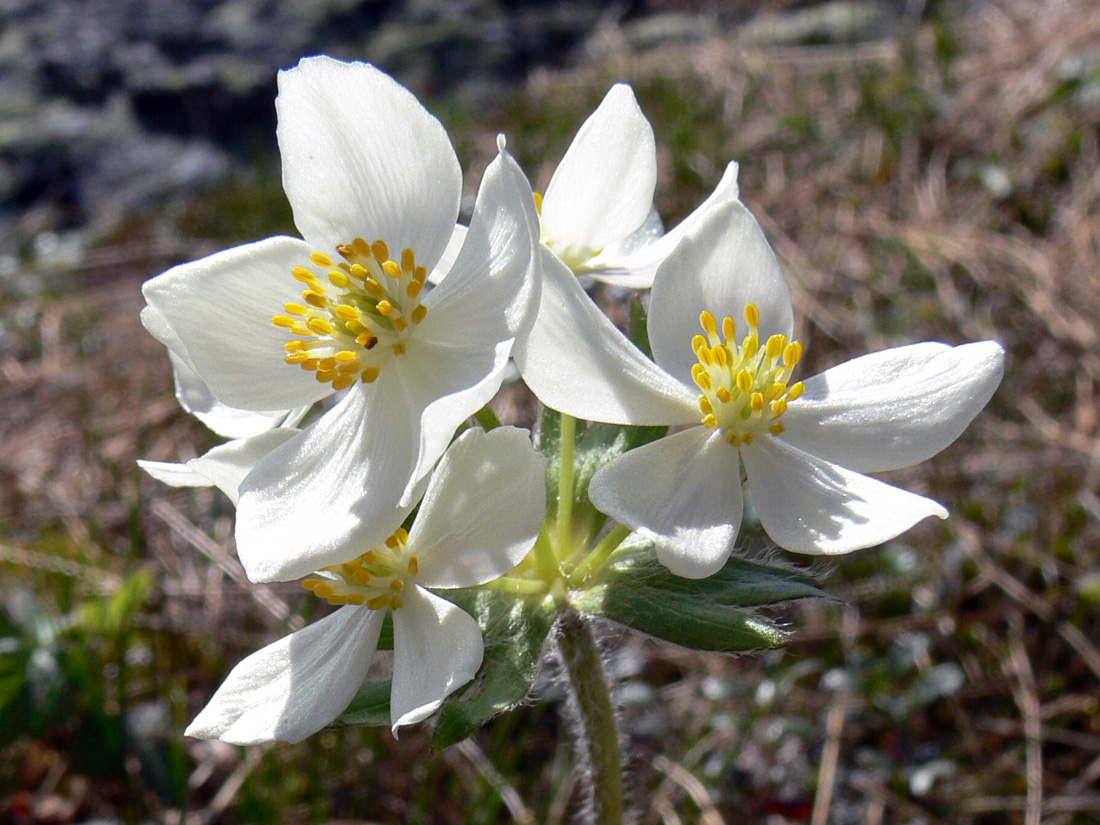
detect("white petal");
top-left (648, 199), bottom-right (794, 387)
top-left (277, 56), bottom-right (461, 266)
top-left (390, 586), bottom-right (483, 733)
top-left (587, 161), bottom-right (741, 289)
top-left (742, 435), bottom-right (948, 556)
top-left (513, 247), bottom-right (699, 425)
top-left (185, 605), bottom-right (383, 745)
top-left (398, 339), bottom-right (514, 506)
top-left (138, 459), bottom-right (209, 489)
top-left (142, 236), bottom-right (332, 411)
top-left (541, 84), bottom-right (657, 266)
top-left (409, 427), bottom-right (546, 588)
top-left (419, 143), bottom-right (540, 345)
top-left (426, 223), bottom-right (469, 285)
top-left (169, 351), bottom-right (303, 439)
top-left (187, 428), bottom-right (302, 504)
top-left (235, 384), bottom-right (417, 582)
top-left (780, 341), bottom-right (1005, 472)
top-left (589, 427), bottom-right (744, 579)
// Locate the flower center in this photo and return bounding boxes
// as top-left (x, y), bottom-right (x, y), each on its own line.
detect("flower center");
top-left (533, 192), bottom-right (596, 272)
top-left (301, 527), bottom-right (418, 610)
top-left (272, 238), bottom-right (429, 391)
top-left (691, 304), bottom-right (805, 446)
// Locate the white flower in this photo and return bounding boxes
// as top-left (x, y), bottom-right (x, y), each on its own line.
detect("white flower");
top-left (537, 83), bottom-right (741, 289)
top-left (184, 426), bottom-right (546, 744)
top-left (142, 57), bottom-right (540, 584)
top-left (516, 199), bottom-right (1005, 578)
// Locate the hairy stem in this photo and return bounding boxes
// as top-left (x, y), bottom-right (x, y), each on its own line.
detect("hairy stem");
top-left (567, 524), bottom-right (631, 587)
top-left (557, 609), bottom-right (624, 825)
top-left (556, 414), bottom-right (577, 555)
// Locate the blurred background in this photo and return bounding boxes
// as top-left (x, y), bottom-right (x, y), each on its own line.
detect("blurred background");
top-left (1, 0), bottom-right (1099, 822)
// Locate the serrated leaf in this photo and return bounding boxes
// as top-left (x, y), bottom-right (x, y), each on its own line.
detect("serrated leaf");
top-left (433, 587), bottom-right (557, 749)
top-left (573, 540), bottom-right (832, 652)
top-left (333, 677), bottom-right (392, 728)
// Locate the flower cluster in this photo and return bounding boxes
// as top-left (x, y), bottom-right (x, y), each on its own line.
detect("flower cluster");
top-left (142, 56), bottom-right (1005, 744)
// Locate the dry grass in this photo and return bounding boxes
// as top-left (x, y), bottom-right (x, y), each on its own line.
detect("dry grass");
top-left (2, 0), bottom-right (1099, 822)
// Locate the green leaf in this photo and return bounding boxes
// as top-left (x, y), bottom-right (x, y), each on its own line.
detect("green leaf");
top-left (573, 540), bottom-right (833, 652)
top-left (333, 677), bottom-right (392, 728)
top-left (629, 293), bottom-right (654, 359)
top-left (433, 587), bottom-right (558, 749)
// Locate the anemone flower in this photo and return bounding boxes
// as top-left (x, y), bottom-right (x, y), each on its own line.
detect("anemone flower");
top-left (516, 199), bottom-right (1005, 578)
top-left (142, 57), bottom-right (539, 584)
top-left (183, 427), bottom-right (545, 744)
top-left (536, 83), bottom-right (741, 289)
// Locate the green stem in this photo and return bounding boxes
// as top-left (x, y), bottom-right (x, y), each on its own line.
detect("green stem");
top-left (556, 414), bottom-right (577, 554)
top-left (532, 522), bottom-right (560, 583)
top-left (557, 610), bottom-right (625, 825)
top-left (567, 523), bottom-right (631, 587)
top-left (484, 575), bottom-right (549, 595)
top-left (474, 405), bottom-right (502, 431)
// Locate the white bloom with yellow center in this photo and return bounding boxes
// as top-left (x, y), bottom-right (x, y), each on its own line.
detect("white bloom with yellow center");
top-left (184, 426), bottom-right (546, 744)
top-left (142, 57), bottom-right (540, 584)
top-left (536, 84), bottom-right (742, 288)
top-left (516, 199), bottom-right (1005, 578)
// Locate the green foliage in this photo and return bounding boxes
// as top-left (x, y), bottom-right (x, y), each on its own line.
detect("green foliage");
top-left (574, 540), bottom-right (833, 652)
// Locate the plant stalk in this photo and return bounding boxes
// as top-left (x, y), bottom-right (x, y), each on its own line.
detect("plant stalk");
top-left (557, 609), bottom-right (625, 825)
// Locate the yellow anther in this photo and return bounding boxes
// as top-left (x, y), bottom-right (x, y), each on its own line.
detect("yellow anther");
top-left (410, 305), bottom-right (427, 324)
top-left (769, 422), bottom-right (786, 436)
top-left (382, 260), bottom-right (402, 279)
top-left (272, 315), bottom-right (296, 328)
top-left (316, 368), bottom-right (338, 383)
top-left (338, 361), bottom-right (361, 375)
top-left (743, 335), bottom-right (759, 359)
top-left (316, 357), bottom-right (336, 371)
top-left (284, 303), bottom-right (308, 316)
top-left (736, 369), bottom-right (754, 393)
top-left (290, 322), bottom-right (311, 336)
top-left (700, 311), bottom-right (718, 336)
top-left (391, 594), bottom-right (404, 609)
top-left (285, 340), bottom-right (307, 352)
top-left (302, 578), bottom-right (325, 591)
top-left (392, 342), bottom-right (405, 356)
top-left (722, 316), bottom-right (736, 340)
top-left (371, 240), bottom-right (389, 261)
top-left (349, 264), bottom-right (368, 280)
top-left (333, 375), bottom-right (356, 391)
top-left (292, 266), bottom-right (316, 283)
top-left (726, 432), bottom-right (742, 446)
top-left (414, 266), bottom-right (427, 283)
top-left (346, 594), bottom-right (366, 606)
top-left (328, 270), bottom-right (350, 288)
top-left (784, 342), bottom-right (803, 366)
top-left (304, 291), bottom-right (328, 309)
top-left (393, 317), bottom-right (409, 333)
top-left (703, 414), bottom-right (718, 429)
top-left (357, 333), bottom-right (379, 349)
top-left (310, 252), bottom-right (333, 268)
top-left (306, 317), bottom-right (334, 336)
top-left (691, 334), bottom-right (707, 355)
top-left (394, 528), bottom-right (409, 543)
top-left (744, 303), bottom-right (760, 328)
top-left (377, 300), bottom-right (395, 317)
top-left (363, 279), bottom-right (385, 300)
top-left (332, 350), bottom-right (356, 363)
top-left (353, 237), bottom-right (372, 258)
top-left (285, 352), bottom-right (309, 365)
top-left (742, 433), bottom-right (755, 445)
top-left (698, 397), bottom-right (713, 415)
top-left (714, 346), bottom-right (728, 367)
top-left (766, 335), bottom-right (787, 359)
top-left (533, 191), bottom-right (543, 212)
top-left (406, 280), bottom-right (423, 299)
top-left (692, 364), bottom-right (712, 391)
top-left (361, 367), bottom-right (380, 383)
top-left (389, 578), bottom-right (405, 593)
top-left (352, 569), bottom-right (371, 585)
top-left (367, 595), bottom-right (389, 610)
top-left (401, 248), bottom-right (415, 272)
top-left (766, 382), bottom-right (786, 401)
top-left (698, 347), bottom-right (714, 367)
top-left (332, 306), bottom-right (357, 323)
top-left (787, 381), bottom-right (805, 401)
top-left (301, 358), bottom-right (320, 371)
top-left (406, 555), bottom-right (419, 575)
top-left (751, 392), bottom-right (764, 412)
top-left (716, 387), bottom-right (732, 404)
top-left (313, 583), bottom-right (334, 598)
top-left (770, 399), bottom-right (788, 416)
